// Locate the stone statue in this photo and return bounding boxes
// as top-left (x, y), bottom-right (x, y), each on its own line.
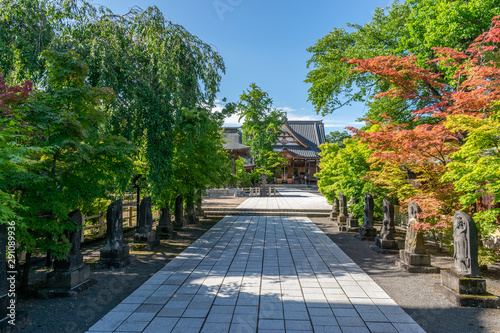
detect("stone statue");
top-left (379, 198), bottom-right (395, 240)
top-left (174, 194), bottom-right (184, 230)
top-left (46, 210), bottom-right (92, 292)
top-left (104, 200), bottom-right (124, 250)
top-left (136, 196), bottom-right (153, 235)
top-left (96, 200), bottom-right (134, 268)
top-left (339, 192), bottom-right (347, 217)
top-left (362, 193), bottom-right (374, 228)
top-left (333, 197), bottom-right (339, 213)
top-left (405, 202), bottom-right (426, 254)
top-left (453, 211), bottom-right (480, 277)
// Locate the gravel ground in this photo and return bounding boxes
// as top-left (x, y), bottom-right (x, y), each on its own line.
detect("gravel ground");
top-left (311, 217), bottom-right (500, 333)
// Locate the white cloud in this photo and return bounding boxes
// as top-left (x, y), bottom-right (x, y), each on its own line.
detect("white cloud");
top-left (288, 115), bottom-right (318, 121)
top-left (277, 106), bottom-right (297, 113)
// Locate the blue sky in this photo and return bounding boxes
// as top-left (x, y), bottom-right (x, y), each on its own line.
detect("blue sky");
top-left (92, 0), bottom-right (392, 133)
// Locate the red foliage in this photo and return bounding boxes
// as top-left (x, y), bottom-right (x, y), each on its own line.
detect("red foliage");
top-left (343, 16), bottom-right (500, 230)
top-left (0, 73), bottom-right (32, 115)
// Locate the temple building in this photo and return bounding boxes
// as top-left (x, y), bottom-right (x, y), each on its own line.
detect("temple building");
top-left (223, 118), bottom-right (326, 184)
top-left (222, 127), bottom-right (254, 172)
top-left (273, 119), bottom-right (326, 184)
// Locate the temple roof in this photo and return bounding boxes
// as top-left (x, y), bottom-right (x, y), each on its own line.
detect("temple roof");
top-left (274, 119), bottom-right (326, 158)
top-left (222, 130), bottom-right (251, 151)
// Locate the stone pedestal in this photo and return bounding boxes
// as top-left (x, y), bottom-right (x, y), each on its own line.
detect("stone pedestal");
top-left (371, 237), bottom-right (399, 254)
top-left (97, 245), bottom-right (135, 269)
top-left (38, 210), bottom-right (98, 297)
top-left (95, 200), bottom-right (135, 269)
top-left (356, 226), bottom-right (377, 240)
top-left (329, 211), bottom-right (338, 220)
top-left (156, 207), bottom-right (175, 240)
top-left (340, 218), bottom-right (359, 232)
top-left (395, 250), bottom-right (440, 273)
top-left (131, 232), bottom-right (159, 251)
top-left (133, 196), bottom-right (158, 249)
top-left (437, 269), bottom-right (499, 308)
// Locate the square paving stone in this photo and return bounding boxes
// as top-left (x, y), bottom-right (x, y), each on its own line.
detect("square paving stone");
top-left (359, 311), bottom-right (389, 322)
top-left (312, 324), bottom-right (342, 333)
top-left (142, 317), bottom-right (179, 333)
top-left (258, 319), bottom-right (285, 330)
top-left (340, 326), bottom-right (370, 333)
top-left (201, 322), bottom-right (231, 333)
top-left (366, 322), bottom-right (399, 333)
top-left (283, 311), bottom-right (309, 321)
top-left (310, 315), bottom-right (338, 326)
top-left (285, 320), bottom-right (313, 331)
top-left (392, 323), bottom-right (426, 333)
top-left (182, 307), bottom-right (210, 318)
top-left (231, 313), bottom-right (257, 325)
top-left (115, 319), bottom-right (149, 332)
top-left (206, 312), bottom-right (233, 323)
top-left (88, 311), bottom-right (130, 331)
top-left (336, 315), bottom-right (366, 327)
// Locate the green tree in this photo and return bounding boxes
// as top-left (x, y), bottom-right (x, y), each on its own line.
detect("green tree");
top-left (0, 1), bottom-right (226, 208)
top-left (1, 50), bottom-right (134, 290)
top-left (325, 130), bottom-right (351, 148)
top-left (170, 106), bottom-right (232, 207)
top-left (238, 83), bottom-right (285, 163)
top-left (305, 0), bottom-right (500, 124)
top-left (315, 139), bottom-right (391, 220)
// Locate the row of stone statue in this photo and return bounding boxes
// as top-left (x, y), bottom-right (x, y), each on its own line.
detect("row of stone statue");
top-left (330, 192), bottom-right (480, 278)
top-left (28, 194), bottom-right (200, 297)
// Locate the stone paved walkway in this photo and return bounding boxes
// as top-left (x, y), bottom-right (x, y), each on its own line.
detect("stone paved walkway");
top-left (88, 215), bottom-right (425, 333)
top-left (236, 189), bottom-right (331, 211)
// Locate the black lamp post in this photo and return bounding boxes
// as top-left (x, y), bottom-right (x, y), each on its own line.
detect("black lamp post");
top-left (132, 174), bottom-right (146, 209)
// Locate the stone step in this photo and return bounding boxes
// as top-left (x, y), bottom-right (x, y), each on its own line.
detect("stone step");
top-left (204, 207), bottom-right (331, 213)
top-left (203, 210), bottom-right (330, 217)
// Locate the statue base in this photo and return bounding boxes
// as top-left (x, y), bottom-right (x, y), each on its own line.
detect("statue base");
top-left (185, 214), bottom-right (199, 225)
top-left (329, 212), bottom-right (338, 220)
top-left (173, 219), bottom-right (185, 231)
top-left (370, 237), bottom-right (399, 254)
top-left (37, 278), bottom-right (97, 298)
top-left (129, 240), bottom-right (159, 251)
top-left (355, 226), bottom-right (377, 240)
top-left (340, 218), bottom-right (359, 232)
top-left (95, 245), bottom-right (135, 269)
top-left (46, 264), bottom-right (91, 290)
top-left (395, 250), bottom-right (440, 273)
top-left (134, 231), bottom-right (156, 243)
top-left (156, 225), bottom-right (176, 240)
top-left (436, 269), bottom-right (499, 307)
top-left (337, 215), bottom-right (347, 224)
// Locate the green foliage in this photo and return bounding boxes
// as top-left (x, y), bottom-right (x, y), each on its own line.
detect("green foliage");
top-left (238, 83), bottom-right (285, 162)
top-left (0, 0), bottom-right (226, 207)
top-left (306, 0), bottom-right (500, 122)
top-left (0, 50), bottom-right (134, 258)
top-left (315, 139), bottom-right (390, 219)
top-left (253, 151), bottom-right (288, 181)
top-left (170, 106), bottom-right (232, 202)
top-left (325, 131), bottom-right (351, 148)
top-left (232, 157), bottom-right (251, 187)
top-left (305, 1), bottom-right (409, 116)
top-left (442, 115), bottom-right (500, 238)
